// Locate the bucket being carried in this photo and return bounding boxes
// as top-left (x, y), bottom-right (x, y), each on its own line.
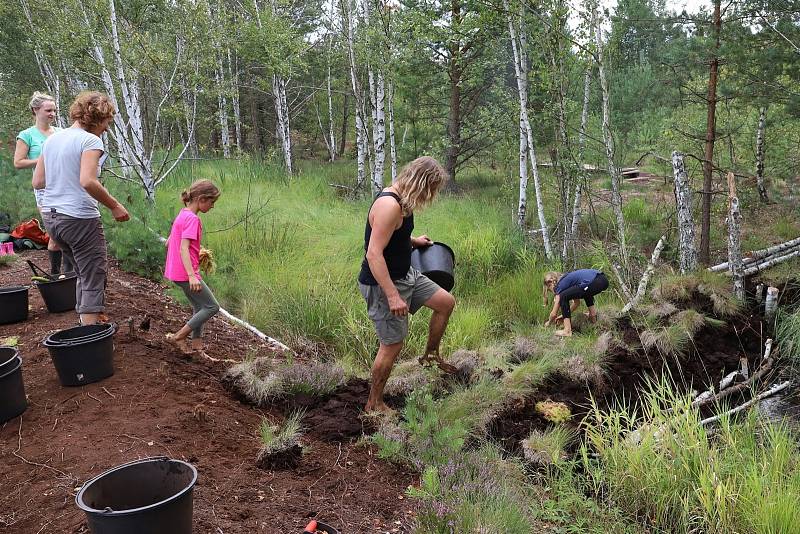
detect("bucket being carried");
top-left (43, 323), bottom-right (116, 386)
top-left (76, 457), bottom-right (198, 534)
top-left (411, 241), bottom-right (456, 292)
top-left (0, 346), bottom-right (27, 423)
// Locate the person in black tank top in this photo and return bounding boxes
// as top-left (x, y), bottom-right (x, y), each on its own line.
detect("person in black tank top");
top-left (357, 157), bottom-right (456, 416)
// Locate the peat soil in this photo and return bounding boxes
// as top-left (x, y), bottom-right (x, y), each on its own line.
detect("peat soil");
top-left (490, 304), bottom-right (769, 455)
top-left (0, 251), bottom-right (416, 534)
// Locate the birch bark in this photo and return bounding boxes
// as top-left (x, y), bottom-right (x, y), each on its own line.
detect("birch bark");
top-left (343, 0), bottom-right (368, 189)
top-left (568, 66), bottom-right (592, 263)
top-left (505, 0), bottom-right (553, 257)
top-left (672, 151), bottom-right (698, 273)
top-left (326, 36), bottom-right (337, 162)
top-left (726, 173), bottom-right (744, 300)
top-left (756, 106), bottom-right (768, 202)
top-left (388, 81), bottom-right (397, 182)
top-left (228, 49), bottom-right (243, 152)
top-left (596, 15), bottom-right (627, 265)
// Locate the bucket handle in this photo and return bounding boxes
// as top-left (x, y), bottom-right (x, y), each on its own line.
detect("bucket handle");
top-left (26, 260), bottom-right (55, 281)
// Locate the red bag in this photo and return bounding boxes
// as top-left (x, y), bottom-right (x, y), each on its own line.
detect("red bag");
top-left (10, 218), bottom-right (49, 246)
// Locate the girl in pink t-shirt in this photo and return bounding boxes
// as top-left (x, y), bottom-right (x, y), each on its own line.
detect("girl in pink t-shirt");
top-left (165, 180), bottom-right (221, 355)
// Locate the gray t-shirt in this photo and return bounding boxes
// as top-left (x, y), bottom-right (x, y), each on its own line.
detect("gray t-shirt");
top-left (40, 127), bottom-right (104, 219)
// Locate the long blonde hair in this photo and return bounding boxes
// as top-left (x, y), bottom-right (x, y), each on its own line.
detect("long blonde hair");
top-left (542, 271), bottom-right (562, 305)
top-left (393, 156), bottom-right (448, 215)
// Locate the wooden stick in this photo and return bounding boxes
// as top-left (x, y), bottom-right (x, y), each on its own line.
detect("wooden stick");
top-left (700, 381), bottom-right (791, 426)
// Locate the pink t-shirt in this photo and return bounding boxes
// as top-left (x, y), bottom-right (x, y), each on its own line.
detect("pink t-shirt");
top-left (164, 208), bottom-right (202, 282)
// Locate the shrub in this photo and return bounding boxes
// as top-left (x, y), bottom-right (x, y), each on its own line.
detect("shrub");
top-left (256, 410), bottom-right (304, 469)
top-left (225, 356), bottom-right (345, 403)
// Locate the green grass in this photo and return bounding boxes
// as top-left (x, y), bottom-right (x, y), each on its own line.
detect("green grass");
top-left (257, 409), bottom-right (304, 457)
top-left (581, 378), bottom-right (800, 533)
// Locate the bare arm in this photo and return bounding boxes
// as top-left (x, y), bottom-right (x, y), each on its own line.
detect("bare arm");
top-left (78, 150), bottom-right (129, 222)
top-left (14, 140), bottom-right (37, 170)
top-left (366, 198), bottom-right (408, 316)
top-left (32, 157), bottom-right (46, 190)
top-left (180, 238), bottom-right (201, 291)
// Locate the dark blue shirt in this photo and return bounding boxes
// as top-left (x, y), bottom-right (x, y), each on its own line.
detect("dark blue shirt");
top-left (555, 269), bottom-right (601, 295)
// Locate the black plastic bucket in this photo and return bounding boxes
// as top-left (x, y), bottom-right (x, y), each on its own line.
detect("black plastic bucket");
top-left (316, 522), bottom-right (339, 533)
top-left (411, 241), bottom-right (456, 292)
top-left (76, 457), bottom-right (197, 534)
top-left (0, 285), bottom-right (29, 324)
top-left (35, 274), bottom-right (77, 313)
top-left (43, 324), bottom-right (116, 386)
top-left (0, 347), bottom-right (27, 423)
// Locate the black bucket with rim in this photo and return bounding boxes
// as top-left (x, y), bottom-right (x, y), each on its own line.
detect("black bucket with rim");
top-left (43, 323), bottom-right (116, 386)
top-left (35, 273), bottom-right (78, 313)
top-left (0, 285), bottom-right (29, 324)
top-left (0, 346), bottom-right (27, 424)
top-left (77, 457), bottom-right (197, 534)
top-left (411, 241), bottom-right (456, 292)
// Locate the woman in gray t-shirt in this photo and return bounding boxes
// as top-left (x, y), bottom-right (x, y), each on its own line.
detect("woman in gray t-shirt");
top-left (33, 91), bottom-right (130, 326)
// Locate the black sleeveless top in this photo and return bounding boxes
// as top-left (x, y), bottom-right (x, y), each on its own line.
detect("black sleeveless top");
top-left (358, 192), bottom-right (414, 285)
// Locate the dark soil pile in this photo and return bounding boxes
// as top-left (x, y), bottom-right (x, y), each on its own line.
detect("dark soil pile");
top-left (0, 251), bottom-right (416, 533)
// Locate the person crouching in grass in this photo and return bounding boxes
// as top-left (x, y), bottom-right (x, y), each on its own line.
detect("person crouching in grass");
top-left (165, 180), bottom-right (221, 356)
top-left (543, 269), bottom-right (609, 337)
top-left (358, 156), bottom-right (456, 416)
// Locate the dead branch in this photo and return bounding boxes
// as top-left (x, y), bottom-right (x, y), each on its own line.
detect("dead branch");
top-left (700, 381), bottom-right (791, 426)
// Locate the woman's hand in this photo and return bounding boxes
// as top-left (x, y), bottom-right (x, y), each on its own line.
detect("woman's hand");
top-left (189, 275), bottom-right (202, 292)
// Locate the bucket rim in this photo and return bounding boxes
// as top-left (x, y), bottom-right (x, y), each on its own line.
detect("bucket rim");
top-left (0, 353), bottom-right (22, 380)
top-left (0, 346), bottom-right (20, 367)
top-left (43, 323), bottom-right (117, 347)
top-left (33, 273), bottom-right (78, 285)
top-left (0, 285), bottom-right (29, 294)
top-left (76, 457), bottom-right (198, 516)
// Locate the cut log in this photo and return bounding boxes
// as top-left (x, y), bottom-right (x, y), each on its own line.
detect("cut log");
top-left (764, 286), bottom-right (779, 323)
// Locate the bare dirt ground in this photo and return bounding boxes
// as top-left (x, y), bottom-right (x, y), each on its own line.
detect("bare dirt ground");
top-left (0, 251), bottom-right (416, 534)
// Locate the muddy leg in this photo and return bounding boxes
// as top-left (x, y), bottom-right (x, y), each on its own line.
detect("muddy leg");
top-left (366, 341), bottom-right (403, 413)
top-left (422, 289), bottom-right (456, 356)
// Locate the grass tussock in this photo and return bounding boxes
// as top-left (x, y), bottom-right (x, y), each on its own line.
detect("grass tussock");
top-left (776, 309), bottom-right (800, 368)
top-left (225, 356), bottom-right (345, 403)
top-left (637, 309), bottom-right (723, 358)
top-left (522, 426), bottom-right (577, 467)
top-left (651, 271), bottom-right (740, 317)
top-left (582, 379), bottom-right (800, 533)
top-left (256, 410), bottom-right (304, 469)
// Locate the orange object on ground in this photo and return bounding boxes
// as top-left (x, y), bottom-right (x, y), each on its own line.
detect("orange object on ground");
top-left (10, 219), bottom-right (49, 246)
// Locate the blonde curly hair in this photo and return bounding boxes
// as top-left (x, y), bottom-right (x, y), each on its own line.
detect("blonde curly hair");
top-left (393, 156), bottom-right (448, 215)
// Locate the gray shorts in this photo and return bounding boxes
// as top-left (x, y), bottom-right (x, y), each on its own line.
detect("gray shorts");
top-left (358, 267), bottom-right (442, 345)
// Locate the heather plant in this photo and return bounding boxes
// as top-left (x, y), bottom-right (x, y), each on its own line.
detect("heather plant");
top-left (225, 356), bottom-right (345, 403)
top-left (256, 410), bottom-right (304, 469)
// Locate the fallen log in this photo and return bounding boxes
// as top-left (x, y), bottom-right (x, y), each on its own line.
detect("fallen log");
top-left (742, 249), bottom-right (800, 277)
top-left (692, 339), bottom-right (772, 408)
top-left (709, 236), bottom-right (800, 272)
top-left (700, 381), bottom-right (792, 426)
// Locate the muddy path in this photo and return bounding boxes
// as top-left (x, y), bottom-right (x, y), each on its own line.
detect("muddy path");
top-left (0, 251), bottom-right (416, 534)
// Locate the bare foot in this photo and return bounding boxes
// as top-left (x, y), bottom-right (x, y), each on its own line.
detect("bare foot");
top-left (362, 403), bottom-right (396, 418)
top-left (165, 333), bottom-right (193, 355)
top-left (191, 339), bottom-right (204, 351)
top-left (555, 329), bottom-right (572, 337)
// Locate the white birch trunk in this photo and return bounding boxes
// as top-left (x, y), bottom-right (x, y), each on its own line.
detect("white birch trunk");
top-left (764, 286), bottom-right (779, 323)
top-left (569, 66), bottom-right (592, 262)
top-left (743, 250), bottom-right (800, 276)
top-left (756, 106), bottom-right (768, 202)
top-left (228, 49), bottom-right (242, 152)
top-left (343, 0), bottom-right (367, 189)
top-left (726, 173), bottom-right (744, 300)
top-left (672, 151), bottom-right (698, 273)
top-left (369, 70), bottom-right (386, 194)
top-left (710, 236), bottom-right (800, 272)
top-left (505, 0), bottom-right (552, 257)
top-left (596, 17), bottom-right (627, 265)
top-left (326, 36), bottom-right (336, 162)
top-left (388, 81), bottom-right (397, 183)
top-left (272, 74), bottom-right (292, 174)
top-left (215, 60), bottom-right (230, 158)
top-left (517, 113), bottom-right (528, 228)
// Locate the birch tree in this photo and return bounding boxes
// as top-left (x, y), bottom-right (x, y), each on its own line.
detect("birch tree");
top-left (755, 105), bottom-right (768, 202)
top-left (672, 151), bottom-right (698, 273)
top-left (595, 11), bottom-right (627, 266)
top-left (505, 0), bottom-right (553, 258)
